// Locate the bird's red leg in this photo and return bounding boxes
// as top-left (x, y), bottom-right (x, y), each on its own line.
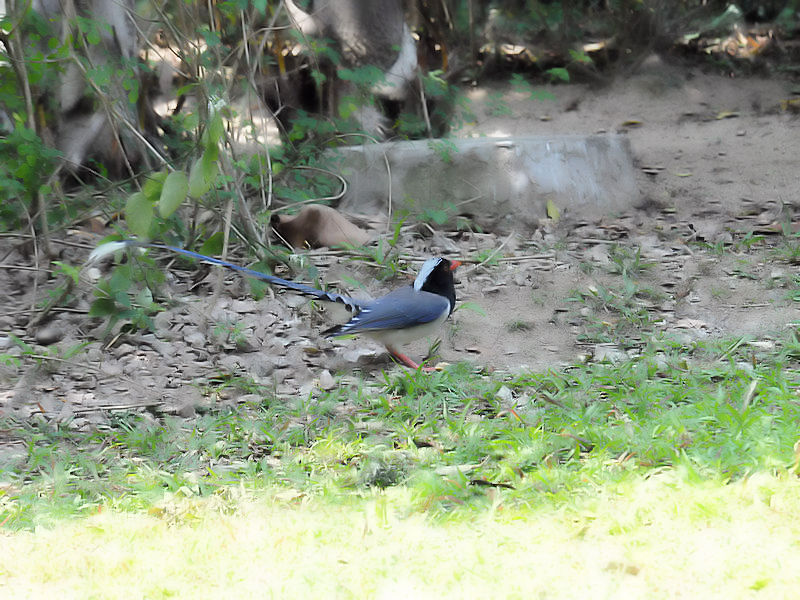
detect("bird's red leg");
top-left (386, 347), bottom-right (436, 372)
top-left (386, 346), bottom-right (420, 369)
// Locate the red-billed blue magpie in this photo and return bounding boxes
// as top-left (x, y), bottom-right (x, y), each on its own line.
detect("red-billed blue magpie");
top-left (88, 240), bottom-right (460, 370)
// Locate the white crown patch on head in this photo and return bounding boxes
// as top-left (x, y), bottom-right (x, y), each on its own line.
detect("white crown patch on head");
top-left (414, 257), bottom-right (442, 291)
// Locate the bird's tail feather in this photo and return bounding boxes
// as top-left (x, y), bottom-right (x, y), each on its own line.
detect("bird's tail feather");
top-left (87, 239), bottom-right (363, 313)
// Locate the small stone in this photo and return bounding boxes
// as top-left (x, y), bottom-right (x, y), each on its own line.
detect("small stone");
top-left (149, 340), bottom-right (175, 357)
top-left (57, 402), bottom-right (74, 422)
top-left (35, 325), bottom-right (64, 345)
top-left (318, 369), bottom-right (336, 391)
top-left (84, 267), bottom-right (102, 282)
top-left (86, 347), bottom-right (103, 362)
top-left (593, 345), bottom-right (628, 363)
top-left (748, 340), bottom-right (775, 350)
top-left (100, 361), bottom-right (124, 377)
top-left (496, 385), bottom-right (513, 404)
top-left (114, 343), bottom-right (137, 356)
top-left (284, 295), bottom-right (309, 309)
top-left (251, 358), bottom-right (276, 378)
top-left (176, 401), bottom-right (196, 418)
top-left (341, 347), bottom-right (378, 364)
top-left (231, 300), bottom-right (257, 314)
top-left (184, 331), bottom-right (206, 347)
top-left (153, 312), bottom-right (174, 332)
top-left (769, 269), bottom-right (785, 280)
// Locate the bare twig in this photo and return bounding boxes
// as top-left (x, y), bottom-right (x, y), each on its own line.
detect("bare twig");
top-left (269, 166), bottom-right (348, 213)
top-left (0, 233), bottom-right (97, 251)
top-left (461, 232), bottom-right (515, 275)
top-left (417, 70), bottom-right (433, 138)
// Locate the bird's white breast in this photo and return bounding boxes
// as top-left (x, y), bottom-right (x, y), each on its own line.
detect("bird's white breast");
top-left (365, 308), bottom-right (450, 347)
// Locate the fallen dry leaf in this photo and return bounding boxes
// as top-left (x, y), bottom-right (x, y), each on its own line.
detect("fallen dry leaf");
top-left (673, 318), bottom-right (709, 330)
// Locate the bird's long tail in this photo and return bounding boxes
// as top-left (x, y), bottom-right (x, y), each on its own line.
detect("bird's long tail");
top-left (87, 239), bottom-right (364, 313)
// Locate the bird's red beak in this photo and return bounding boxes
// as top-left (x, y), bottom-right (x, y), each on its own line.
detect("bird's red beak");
top-left (449, 260), bottom-right (461, 271)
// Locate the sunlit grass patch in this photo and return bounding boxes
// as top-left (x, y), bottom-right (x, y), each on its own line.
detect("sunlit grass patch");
top-left (2, 472), bottom-right (800, 598)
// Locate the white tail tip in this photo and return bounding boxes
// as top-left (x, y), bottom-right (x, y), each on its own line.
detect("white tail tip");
top-left (87, 240), bottom-right (136, 264)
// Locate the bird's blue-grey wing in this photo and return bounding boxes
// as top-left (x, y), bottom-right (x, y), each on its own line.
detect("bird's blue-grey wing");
top-left (324, 288), bottom-right (449, 336)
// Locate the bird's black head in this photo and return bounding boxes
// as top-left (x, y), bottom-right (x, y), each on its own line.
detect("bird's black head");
top-left (414, 257), bottom-right (460, 314)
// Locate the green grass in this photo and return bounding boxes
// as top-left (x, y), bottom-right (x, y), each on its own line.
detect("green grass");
top-left (3, 473), bottom-right (800, 598)
top-left (771, 228), bottom-right (800, 265)
top-left (2, 332), bottom-right (800, 595)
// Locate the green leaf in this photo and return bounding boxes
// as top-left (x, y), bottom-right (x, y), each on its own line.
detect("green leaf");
top-left (0, 354), bottom-right (21, 368)
top-left (188, 154), bottom-right (219, 199)
top-left (109, 266), bottom-right (133, 294)
top-left (9, 334), bottom-right (34, 354)
top-left (113, 290), bottom-right (132, 308)
top-left (529, 89), bottom-right (556, 102)
top-left (338, 65), bottom-right (382, 87)
top-left (187, 159), bottom-right (205, 198)
top-left (88, 298), bottom-right (117, 317)
top-left (546, 67), bottom-right (570, 82)
top-left (158, 171), bottom-right (188, 217)
top-left (135, 287), bottom-right (154, 308)
top-left (52, 261), bottom-right (81, 285)
top-left (175, 82), bottom-right (199, 97)
top-left (202, 147), bottom-right (219, 175)
top-left (310, 69), bottom-right (327, 87)
top-left (568, 49), bottom-right (592, 64)
top-left (142, 171), bottom-right (168, 201)
top-left (339, 97), bottom-right (358, 119)
top-left (199, 232), bottom-right (225, 256)
top-left (427, 209), bottom-right (448, 225)
top-left (125, 192), bottom-right (153, 238)
top-left (207, 109), bottom-right (225, 146)
top-left (200, 27), bottom-right (221, 48)
top-left (62, 342), bottom-right (90, 360)
top-left (455, 301), bottom-right (486, 316)
top-left (247, 260), bottom-right (272, 300)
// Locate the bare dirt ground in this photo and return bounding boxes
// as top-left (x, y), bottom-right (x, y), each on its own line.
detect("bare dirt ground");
top-left (1, 56), bottom-right (798, 425)
top-left (455, 55), bottom-right (800, 370)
